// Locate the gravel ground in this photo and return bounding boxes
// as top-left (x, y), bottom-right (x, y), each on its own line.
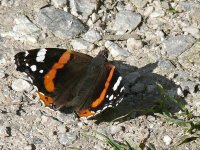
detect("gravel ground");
top-left (0, 0), bottom-right (200, 149)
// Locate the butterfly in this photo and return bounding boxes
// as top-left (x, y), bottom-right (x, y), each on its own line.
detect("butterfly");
top-left (14, 48), bottom-right (124, 118)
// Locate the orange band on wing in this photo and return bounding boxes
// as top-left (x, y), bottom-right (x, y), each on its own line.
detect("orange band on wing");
top-left (44, 50), bottom-right (71, 92)
top-left (79, 109), bottom-right (95, 117)
top-left (37, 91), bottom-right (54, 107)
top-left (91, 66), bottom-right (115, 108)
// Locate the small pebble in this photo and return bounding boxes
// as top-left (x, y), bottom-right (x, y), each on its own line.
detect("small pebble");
top-left (109, 125), bottom-right (123, 135)
top-left (12, 79), bottom-right (31, 92)
top-left (180, 81), bottom-right (197, 94)
top-left (127, 38), bottom-right (143, 51)
top-left (0, 71), bottom-right (5, 79)
top-left (57, 125), bottom-right (66, 133)
top-left (150, 10), bottom-right (165, 18)
top-left (163, 135), bottom-right (172, 145)
top-left (52, 0), bottom-right (67, 8)
top-left (58, 132), bottom-right (77, 145)
top-left (0, 126), bottom-right (8, 137)
top-left (105, 41), bottom-right (129, 57)
top-left (71, 39), bottom-right (94, 51)
top-left (83, 30), bottom-right (101, 43)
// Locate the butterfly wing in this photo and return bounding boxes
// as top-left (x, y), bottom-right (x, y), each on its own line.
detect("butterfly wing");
top-left (14, 48), bottom-right (93, 108)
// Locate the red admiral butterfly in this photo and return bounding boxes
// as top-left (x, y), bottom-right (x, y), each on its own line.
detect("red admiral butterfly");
top-left (14, 48), bottom-right (124, 118)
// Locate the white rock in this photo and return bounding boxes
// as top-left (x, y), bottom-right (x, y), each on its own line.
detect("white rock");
top-left (0, 54), bottom-right (6, 64)
top-left (105, 41), bottom-right (129, 57)
top-left (163, 135), bottom-right (172, 145)
top-left (131, 0), bottom-right (148, 8)
top-left (155, 30), bottom-right (165, 41)
top-left (177, 87), bottom-right (184, 97)
top-left (58, 132), bottom-right (77, 145)
top-left (83, 30), bottom-right (101, 43)
top-left (183, 27), bottom-right (200, 39)
top-left (70, 0), bottom-right (97, 19)
top-left (1, 16), bottom-right (41, 43)
top-left (1, 0), bottom-right (14, 7)
top-left (12, 79), bottom-right (31, 92)
top-left (52, 0), bottom-right (67, 8)
top-left (57, 125), bottom-right (66, 133)
top-left (0, 126), bottom-right (8, 137)
top-left (144, 6), bottom-right (154, 17)
top-left (150, 10), bottom-right (165, 18)
top-left (127, 38), bottom-right (143, 51)
top-left (0, 71), bottom-right (5, 79)
top-left (71, 39), bottom-right (94, 51)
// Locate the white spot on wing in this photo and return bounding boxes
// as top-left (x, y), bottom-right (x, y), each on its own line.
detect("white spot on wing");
top-left (26, 63), bottom-right (29, 66)
top-left (30, 65), bottom-right (37, 71)
top-left (109, 95), bottom-right (114, 100)
top-left (106, 95), bottom-right (109, 98)
top-left (120, 87), bottom-right (125, 92)
top-left (39, 70), bottom-right (44, 73)
top-left (25, 51), bottom-right (29, 57)
top-left (113, 76), bottom-right (122, 91)
top-left (36, 48), bottom-right (47, 62)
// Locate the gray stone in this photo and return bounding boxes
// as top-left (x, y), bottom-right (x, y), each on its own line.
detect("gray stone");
top-left (52, 0), bottom-right (67, 8)
top-left (158, 59), bottom-right (175, 70)
top-left (180, 81), bottom-right (197, 94)
top-left (179, 1), bottom-right (200, 11)
top-left (31, 137), bottom-right (43, 144)
top-left (105, 41), bottom-right (129, 57)
top-left (70, 0), bottom-right (98, 20)
top-left (11, 79), bottom-right (31, 92)
top-left (71, 38), bottom-right (94, 51)
top-left (127, 38), bottom-right (143, 51)
top-left (113, 10), bottom-right (142, 34)
top-left (125, 72), bottom-right (140, 85)
top-left (58, 132), bottom-right (77, 145)
top-left (178, 41), bottom-right (200, 74)
top-left (38, 7), bottom-right (85, 39)
top-left (1, 16), bottom-right (41, 43)
top-left (162, 35), bottom-right (196, 59)
top-left (131, 83), bottom-right (145, 93)
top-left (83, 30), bottom-right (101, 43)
top-left (131, 0), bottom-right (148, 8)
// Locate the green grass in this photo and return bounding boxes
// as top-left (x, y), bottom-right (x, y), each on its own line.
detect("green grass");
top-left (155, 83), bottom-right (200, 147)
top-left (96, 132), bottom-right (142, 150)
top-left (101, 83), bottom-right (200, 149)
